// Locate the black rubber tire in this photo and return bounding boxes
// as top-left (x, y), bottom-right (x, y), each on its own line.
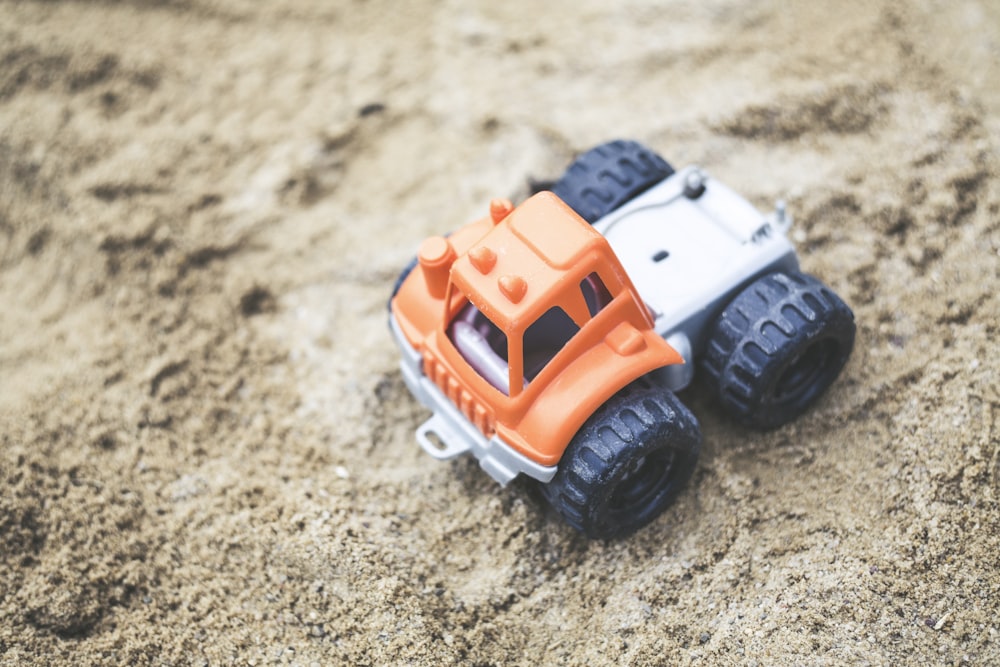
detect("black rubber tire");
top-left (701, 271), bottom-right (856, 429)
top-left (540, 374), bottom-right (701, 540)
top-left (550, 140), bottom-right (675, 223)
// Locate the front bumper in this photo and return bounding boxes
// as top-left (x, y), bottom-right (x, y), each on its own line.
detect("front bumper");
top-left (388, 314), bottom-right (557, 487)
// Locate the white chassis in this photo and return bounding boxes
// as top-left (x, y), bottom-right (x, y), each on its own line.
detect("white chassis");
top-left (597, 166), bottom-right (799, 392)
top-left (390, 166), bottom-right (799, 486)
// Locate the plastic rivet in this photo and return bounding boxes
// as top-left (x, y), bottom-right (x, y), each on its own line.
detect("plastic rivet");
top-left (497, 275), bottom-right (527, 303)
top-left (490, 198), bottom-right (514, 223)
top-left (468, 246), bottom-right (497, 274)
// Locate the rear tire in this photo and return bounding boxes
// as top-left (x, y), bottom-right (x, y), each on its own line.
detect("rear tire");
top-left (551, 140), bottom-right (675, 223)
top-left (702, 271), bottom-right (856, 429)
top-left (540, 374), bottom-right (701, 540)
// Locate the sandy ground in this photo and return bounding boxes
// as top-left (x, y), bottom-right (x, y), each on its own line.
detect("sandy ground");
top-left (1, 1), bottom-right (999, 665)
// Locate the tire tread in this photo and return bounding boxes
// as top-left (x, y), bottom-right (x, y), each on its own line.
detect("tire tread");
top-left (702, 270), bottom-right (856, 428)
top-left (540, 375), bottom-right (700, 539)
top-left (550, 140), bottom-right (675, 223)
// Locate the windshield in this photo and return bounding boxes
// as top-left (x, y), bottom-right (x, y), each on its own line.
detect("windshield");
top-left (447, 271), bottom-right (614, 396)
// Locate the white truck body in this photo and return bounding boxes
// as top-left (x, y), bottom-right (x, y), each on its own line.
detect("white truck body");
top-left (593, 166), bottom-right (798, 391)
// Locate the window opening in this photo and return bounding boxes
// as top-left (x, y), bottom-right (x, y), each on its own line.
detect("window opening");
top-left (523, 306), bottom-right (580, 382)
top-left (448, 277), bottom-right (607, 394)
top-left (581, 272), bottom-right (613, 317)
top-left (448, 302), bottom-right (511, 395)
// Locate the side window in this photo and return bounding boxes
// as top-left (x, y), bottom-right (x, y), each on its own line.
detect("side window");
top-left (581, 272), bottom-right (612, 317)
top-left (523, 307), bottom-right (579, 381)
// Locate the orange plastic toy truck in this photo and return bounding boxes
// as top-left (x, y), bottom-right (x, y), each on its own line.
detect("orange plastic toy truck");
top-left (389, 140), bottom-right (855, 539)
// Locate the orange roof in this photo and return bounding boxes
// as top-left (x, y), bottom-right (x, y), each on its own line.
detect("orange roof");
top-left (450, 192), bottom-right (604, 330)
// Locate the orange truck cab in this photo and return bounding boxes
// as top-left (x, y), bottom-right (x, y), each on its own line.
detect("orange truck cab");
top-left (390, 192), bottom-right (682, 484)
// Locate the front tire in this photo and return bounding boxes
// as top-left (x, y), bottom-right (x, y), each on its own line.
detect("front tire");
top-left (540, 374), bottom-right (701, 540)
top-left (702, 271), bottom-right (856, 429)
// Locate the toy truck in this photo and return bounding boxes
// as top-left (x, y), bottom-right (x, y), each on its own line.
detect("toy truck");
top-left (389, 140), bottom-right (855, 539)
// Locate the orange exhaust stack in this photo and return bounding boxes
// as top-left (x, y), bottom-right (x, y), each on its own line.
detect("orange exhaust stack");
top-left (417, 235), bottom-right (456, 298)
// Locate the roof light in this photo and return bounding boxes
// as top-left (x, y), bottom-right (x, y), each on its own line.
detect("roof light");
top-left (497, 275), bottom-right (527, 303)
top-left (489, 198), bottom-right (514, 224)
top-left (468, 246), bottom-right (497, 274)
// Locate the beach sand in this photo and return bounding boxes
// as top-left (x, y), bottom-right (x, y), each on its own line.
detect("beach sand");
top-left (1, 1), bottom-right (998, 664)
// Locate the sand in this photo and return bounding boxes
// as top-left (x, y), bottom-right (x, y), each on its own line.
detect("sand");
top-left (1, 1), bottom-right (998, 665)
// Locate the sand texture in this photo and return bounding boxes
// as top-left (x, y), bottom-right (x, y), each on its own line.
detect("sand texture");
top-left (1, 1), bottom-right (999, 665)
